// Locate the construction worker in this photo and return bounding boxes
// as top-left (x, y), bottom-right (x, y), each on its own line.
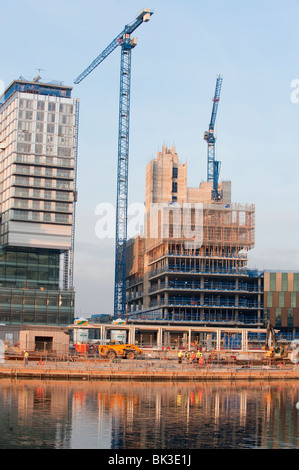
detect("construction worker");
top-left (178, 350), bottom-right (183, 364)
top-left (185, 351), bottom-right (190, 363)
top-left (190, 351), bottom-right (196, 364)
top-left (196, 350), bottom-right (202, 363)
top-left (24, 351), bottom-right (29, 366)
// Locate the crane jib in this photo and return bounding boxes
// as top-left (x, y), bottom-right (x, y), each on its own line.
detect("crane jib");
top-left (74, 10), bottom-right (153, 85)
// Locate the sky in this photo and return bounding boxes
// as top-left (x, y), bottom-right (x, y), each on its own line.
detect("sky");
top-left (1, 0), bottom-right (299, 317)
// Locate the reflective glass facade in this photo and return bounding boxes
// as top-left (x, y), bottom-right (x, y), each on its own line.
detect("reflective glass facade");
top-left (0, 79), bottom-right (78, 327)
top-left (0, 287), bottom-right (74, 325)
top-left (0, 247), bottom-right (59, 289)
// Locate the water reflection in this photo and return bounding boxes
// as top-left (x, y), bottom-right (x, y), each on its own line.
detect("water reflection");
top-left (0, 379), bottom-right (298, 449)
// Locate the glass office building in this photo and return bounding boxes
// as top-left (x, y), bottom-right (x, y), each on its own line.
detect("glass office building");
top-left (0, 78), bottom-right (79, 326)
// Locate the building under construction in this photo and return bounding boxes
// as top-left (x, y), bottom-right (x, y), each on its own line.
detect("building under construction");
top-left (126, 146), bottom-right (264, 328)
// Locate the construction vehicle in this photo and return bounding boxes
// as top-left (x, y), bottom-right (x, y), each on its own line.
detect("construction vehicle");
top-left (262, 321), bottom-right (290, 363)
top-left (98, 342), bottom-right (143, 360)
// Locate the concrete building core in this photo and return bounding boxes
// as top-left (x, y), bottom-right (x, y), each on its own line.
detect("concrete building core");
top-left (126, 146), bottom-right (262, 327)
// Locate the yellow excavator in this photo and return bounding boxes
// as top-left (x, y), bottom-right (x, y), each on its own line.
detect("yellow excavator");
top-left (262, 321), bottom-right (289, 363)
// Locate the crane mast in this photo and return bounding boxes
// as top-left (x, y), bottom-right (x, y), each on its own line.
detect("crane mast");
top-left (204, 74), bottom-right (223, 201)
top-left (74, 9), bottom-right (153, 318)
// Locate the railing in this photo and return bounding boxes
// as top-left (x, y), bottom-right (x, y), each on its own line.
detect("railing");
top-left (127, 291), bottom-right (143, 301)
top-left (126, 277), bottom-right (144, 288)
top-left (149, 265), bottom-right (263, 278)
top-left (149, 280), bottom-right (262, 294)
top-left (148, 250), bottom-right (248, 264)
top-left (149, 297), bottom-right (262, 309)
top-left (128, 313), bottom-right (263, 325)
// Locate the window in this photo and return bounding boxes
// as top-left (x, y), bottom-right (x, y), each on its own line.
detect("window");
top-left (172, 182), bottom-right (178, 193)
top-left (16, 165), bottom-right (30, 175)
top-left (287, 308), bottom-right (293, 327)
top-left (56, 191), bottom-right (69, 200)
top-left (55, 213), bottom-right (68, 223)
top-left (56, 202), bottom-right (69, 211)
top-left (57, 147), bottom-right (72, 157)
top-left (270, 273), bottom-right (276, 291)
top-left (47, 113), bottom-right (55, 123)
top-left (275, 308), bottom-right (281, 327)
top-left (172, 167), bottom-right (178, 178)
top-left (17, 143), bottom-right (31, 153)
top-left (266, 292), bottom-right (273, 307)
top-left (282, 273), bottom-right (288, 291)
top-left (43, 213), bottom-right (51, 222)
top-left (294, 273), bottom-right (299, 291)
top-left (37, 101), bottom-right (45, 111)
top-left (59, 104), bottom-right (73, 114)
top-left (36, 122), bottom-right (44, 133)
top-left (57, 169), bottom-right (71, 178)
top-left (13, 210), bottom-right (28, 220)
top-left (35, 144), bottom-right (43, 154)
top-left (278, 292), bottom-right (284, 307)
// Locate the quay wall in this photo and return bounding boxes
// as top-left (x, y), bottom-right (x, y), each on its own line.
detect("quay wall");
top-left (1, 364), bottom-right (299, 382)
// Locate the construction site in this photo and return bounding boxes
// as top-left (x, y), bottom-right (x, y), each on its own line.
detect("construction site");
top-left (0, 9), bottom-right (298, 374)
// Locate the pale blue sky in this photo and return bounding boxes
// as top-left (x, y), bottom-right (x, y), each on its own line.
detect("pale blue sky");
top-left (1, 0), bottom-right (299, 316)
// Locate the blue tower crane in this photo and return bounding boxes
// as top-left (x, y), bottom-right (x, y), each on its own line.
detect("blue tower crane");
top-left (204, 74), bottom-right (223, 201)
top-left (74, 9), bottom-right (153, 318)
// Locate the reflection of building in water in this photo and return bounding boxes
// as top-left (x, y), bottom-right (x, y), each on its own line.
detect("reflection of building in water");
top-left (94, 382), bottom-right (299, 449)
top-left (0, 380), bottom-right (72, 448)
top-left (259, 385), bottom-right (299, 449)
top-left (0, 381), bottom-right (297, 448)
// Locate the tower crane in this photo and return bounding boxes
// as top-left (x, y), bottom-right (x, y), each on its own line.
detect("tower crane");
top-left (74, 9), bottom-right (153, 318)
top-left (204, 74), bottom-right (223, 201)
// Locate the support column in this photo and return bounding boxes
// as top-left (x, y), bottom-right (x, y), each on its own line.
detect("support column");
top-left (157, 327), bottom-right (163, 349)
top-left (241, 329), bottom-right (248, 352)
top-left (216, 329), bottom-right (221, 351)
top-left (100, 326), bottom-right (107, 344)
top-left (128, 326), bottom-right (135, 344)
